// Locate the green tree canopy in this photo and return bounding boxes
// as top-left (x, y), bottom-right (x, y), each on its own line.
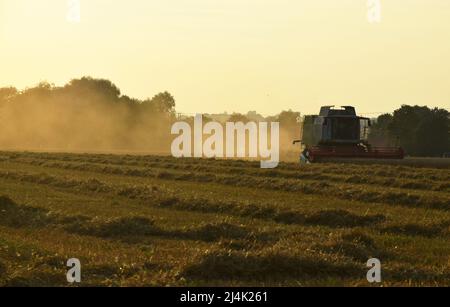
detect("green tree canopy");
top-left (370, 105), bottom-right (450, 157)
top-left (0, 77), bottom-right (177, 152)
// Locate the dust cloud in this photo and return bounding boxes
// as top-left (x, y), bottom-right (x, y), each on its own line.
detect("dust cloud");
top-left (0, 77), bottom-right (301, 161)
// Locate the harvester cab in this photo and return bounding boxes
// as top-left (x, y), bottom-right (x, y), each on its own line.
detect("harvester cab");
top-left (293, 106), bottom-right (404, 163)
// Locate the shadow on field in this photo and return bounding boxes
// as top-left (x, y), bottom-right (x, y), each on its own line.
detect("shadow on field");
top-left (0, 236), bottom-right (163, 287)
top-left (320, 230), bottom-right (390, 262)
top-left (158, 197), bottom-right (386, 228)
top-left (0, 195), bottom-right (274, 246)
top-left (82, 264), bottom-right (141, 281)
top-left (0, 261), bottom-right (5, 275)
top-left (302, 210), bottom-right (385, 228)
top-left (383, 267), bottom-right (450, 284)
top-left (0, 195), bottom-right (54, 228)
top-left (381, 222), bottom-right (450, 238)
top-left (65, 216), bottom-right (163, 238)
top-left (65, 216), bottom-right (274, 245)
top-left (180, 249), bottom-right (363, 281)
top-left (3, 270), bottom-right (67, 287)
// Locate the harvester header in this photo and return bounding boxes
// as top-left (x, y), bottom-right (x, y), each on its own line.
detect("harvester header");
top-left (294, 106), bottom-right (404, 163)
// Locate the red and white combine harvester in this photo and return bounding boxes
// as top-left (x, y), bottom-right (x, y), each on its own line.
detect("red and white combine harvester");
top-left (293, 106), bottom-right (404, 163)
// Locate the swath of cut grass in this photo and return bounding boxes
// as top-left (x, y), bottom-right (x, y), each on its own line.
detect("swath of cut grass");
top-left (181, 249), bottom-right (363, 281)
top-left (304, 210), bottom-right (385, 228)
top-left (1, 151), bottom-right (449, 286)
top-left (320, 230), bottom-right (389, 262)
top-left (181, 222), bottom-right (251, 242)
top-left (66, 216), bottom-right (163, 238)
top-left (381, 222), bottom-right (450, 238)
top-left (383, 266), bottom-right (450, 284)
top-left (2, 270), bottom-right (66, 287)
top-left (83, 263), bottom-right (142, 282)
top-left (0, 261), bottom-right (6, 275)
top-left (65, 215), bottom-right (272, 244)
top-left (0, 195), bottom-right (55, 228)
top-left (14, 158), bottom-right (450, 210)
top-left (158, 196), bottom-right (388, 228)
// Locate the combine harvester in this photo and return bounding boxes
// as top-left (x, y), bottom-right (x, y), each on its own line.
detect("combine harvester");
top-left (293, 106), bottom-right (404, 163)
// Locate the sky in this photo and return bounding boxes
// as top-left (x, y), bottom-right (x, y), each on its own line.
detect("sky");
top-left (0, 0), bottom-right (449, 116)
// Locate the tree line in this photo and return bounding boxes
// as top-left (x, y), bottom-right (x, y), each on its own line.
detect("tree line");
top-left (369, 105), bottom-right (450, 157)
top-left (1, 77), bottom-right (448, 157)
top-left (0, 77), bottom-right (176, 152)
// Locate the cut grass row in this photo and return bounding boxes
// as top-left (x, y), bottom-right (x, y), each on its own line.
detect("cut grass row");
top-left (0, 195), bottom-right (272, 245)
top-left (4, 151), bottom-right (450, 183)
top-left (6, 159), bottom-right (449, 211)
top-left (10, 156), bottom-right (450, 193)
top-left (0, 170), bottom-right (387, 229)
top-left (1, 195), bottom-right (448, 286)
top-left (5, 151), bottom-right (450, 182)
top-left (1, 169), bottom-right (449, 239)
top-left (1, 151), bottom-right (449, 286)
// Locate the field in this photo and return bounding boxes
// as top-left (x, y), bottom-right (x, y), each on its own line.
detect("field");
top-left (0, 151), bottom-right (449, 286)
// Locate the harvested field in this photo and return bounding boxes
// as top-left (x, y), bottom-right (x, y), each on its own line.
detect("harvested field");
top-left (0, 151), bottom-right (449, 286)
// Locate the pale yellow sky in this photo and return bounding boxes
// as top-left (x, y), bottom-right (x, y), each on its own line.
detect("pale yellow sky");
top-left (1, 0), bottom-right (449, 115)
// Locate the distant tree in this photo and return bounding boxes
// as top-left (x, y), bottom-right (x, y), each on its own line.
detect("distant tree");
top-left (246, 111), bottom-right (264, 122)
top-left (0, 77), bottom-right (177, 152)
top-left (264, 115), bottom-right (278, 122)
top-left (119, 95), bottom-right (140, 107)
top-left (370, 105), bottom-right (450, 156)
top-left (0, 87), bottom-right (18, 104)
top-left (202, 115), bottom-right (214, 123)
top-left (228, 113), bottom-right (250, 123)
top-left (389, 105), bottom-right (428, 154)
top-left (22, 82), bottom-right (53, 96)
top-left (273, 110), bottom-right (302, 158)
top-left (368, 113), bottom-right (394, 146)
top-left (148, 91), bottom-right (176, 114)
top-left (64, 77), bottom-right (121, 104)
top-left (277, 110), bottom-right (300, 127)
top-left (413, 109), bottom-right (450, 156)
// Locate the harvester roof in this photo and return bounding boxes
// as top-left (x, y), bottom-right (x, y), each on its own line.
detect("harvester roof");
top-left (318, 106), bottom-right (369, 120)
